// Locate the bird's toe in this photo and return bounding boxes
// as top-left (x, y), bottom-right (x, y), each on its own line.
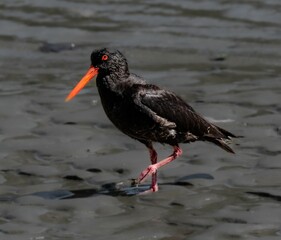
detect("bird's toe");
top-left (138, 164), bottom-right (158, 184)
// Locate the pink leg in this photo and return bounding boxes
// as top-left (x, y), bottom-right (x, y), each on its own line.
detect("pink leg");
top-left (148, 145), bottom-right (158, 192)
top-left (138, 145), bottom-right (182, 192)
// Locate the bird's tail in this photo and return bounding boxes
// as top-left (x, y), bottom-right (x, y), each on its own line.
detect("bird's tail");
top-left (203, 124), bottom-right (239, 154)
top-left (215, 125), bottom-right (237, 139)
top-left (204, 136), bottom-right (235, 154)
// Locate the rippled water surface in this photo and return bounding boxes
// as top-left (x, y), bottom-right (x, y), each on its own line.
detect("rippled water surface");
top-left (1, 0), bottom-right (281, 239)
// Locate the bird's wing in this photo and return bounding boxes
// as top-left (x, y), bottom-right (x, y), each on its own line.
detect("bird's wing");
top-left (133, 85), bottom-right (201, 131)
top-left (132, 85), bottom-right (177, 129)
top-left (128, 83), bottom-right (236, 152)
top-left (133, 84), bottom-right (221, 138)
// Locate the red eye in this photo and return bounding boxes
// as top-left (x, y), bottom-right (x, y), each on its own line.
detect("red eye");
top-left (102, 55), bottom-right (108, 61)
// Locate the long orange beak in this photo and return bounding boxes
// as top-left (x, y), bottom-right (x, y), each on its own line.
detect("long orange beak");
top-left (65, 66), bottom-right (99, 102)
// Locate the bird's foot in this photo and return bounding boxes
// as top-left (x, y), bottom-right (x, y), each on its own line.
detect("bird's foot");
top-left (138, 184), bottom-right (159, 194)
top-left (150, 183), bottom-right (158, 192)
top-left (137, 164), bottom-right (158, 184)
top-left (131, 175), bottom-right (159, 194)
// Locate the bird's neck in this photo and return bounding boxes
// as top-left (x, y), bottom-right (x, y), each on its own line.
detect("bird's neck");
top-left (109, 70), bottom-right (130, 81)
top-left (100, 61), bottom-right (129, 78)
top-left (96, 70), bottom-right (130, 93)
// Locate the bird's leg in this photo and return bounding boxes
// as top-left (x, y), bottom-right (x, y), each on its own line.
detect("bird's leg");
top-left (148, 145), bottom-right (158, 192)
top-left (138, 145), bottom-right (182, 191)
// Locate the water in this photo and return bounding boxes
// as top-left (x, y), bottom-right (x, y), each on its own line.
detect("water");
top-left (1, 0), bottom-right (281, 239)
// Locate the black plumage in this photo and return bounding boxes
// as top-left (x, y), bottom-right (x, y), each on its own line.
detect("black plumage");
top-left (66, 48), bottom-right (238, 193)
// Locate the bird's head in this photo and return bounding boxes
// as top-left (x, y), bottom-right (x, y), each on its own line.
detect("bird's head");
top-left (91, 48), bottom-right (128, 75)
top-left (65, 48), bottom-right (128, 102)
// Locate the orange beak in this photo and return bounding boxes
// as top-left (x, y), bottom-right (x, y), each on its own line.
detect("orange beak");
top-left (65, 66), bottom-right (99, 102)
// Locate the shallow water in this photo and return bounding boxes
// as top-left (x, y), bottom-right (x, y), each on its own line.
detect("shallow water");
top-left (1, 0), bottom-right (281, 239)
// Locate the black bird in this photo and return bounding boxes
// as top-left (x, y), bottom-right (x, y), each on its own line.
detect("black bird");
top-left (66, 48), bottom-right (237, 193)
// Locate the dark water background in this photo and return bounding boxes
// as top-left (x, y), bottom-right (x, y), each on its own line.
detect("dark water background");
top-left (1, 0), bottom-right (281, 239)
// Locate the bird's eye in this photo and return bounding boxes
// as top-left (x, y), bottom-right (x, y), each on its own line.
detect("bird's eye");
top-left (101, 55), bottom-right (108, 61)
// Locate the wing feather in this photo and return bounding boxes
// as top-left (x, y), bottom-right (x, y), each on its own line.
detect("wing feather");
top-left (138, 86), bottom-right (207, 135)
top-left (137, 85), bottom-right (235, 140)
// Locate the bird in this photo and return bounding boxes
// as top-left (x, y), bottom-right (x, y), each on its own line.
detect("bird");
top-left (65, 48), bottom-right (238, 193)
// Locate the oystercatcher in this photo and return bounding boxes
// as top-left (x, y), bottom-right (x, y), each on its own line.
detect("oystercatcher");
top-left (66, 48), bottom-right (237, 193)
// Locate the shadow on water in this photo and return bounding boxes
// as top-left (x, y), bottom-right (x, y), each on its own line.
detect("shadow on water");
top-left (28, 173), bottom-right (215, 199)
top-left (2, 170), bottom-right (280, 202)
top-left (26, 173), bottom-right (281, 202)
